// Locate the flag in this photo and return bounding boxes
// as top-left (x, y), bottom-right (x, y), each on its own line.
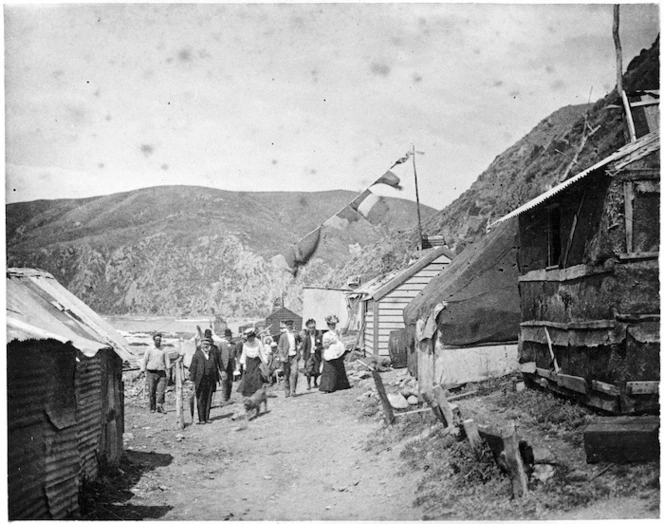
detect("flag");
top-left (371, 170), bottom-right (402, 190)
top-left (349, 189), bottom-right (382, 219)
top-left (285, 226), bottom-right (321, 271)
top-left (389, 152), bottom-right (412, 169)
top-left (324, 214), bottom-right (349, 231)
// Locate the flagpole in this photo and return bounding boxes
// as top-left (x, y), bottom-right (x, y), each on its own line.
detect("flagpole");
top-left (412, 144), bottom-right (424, 251)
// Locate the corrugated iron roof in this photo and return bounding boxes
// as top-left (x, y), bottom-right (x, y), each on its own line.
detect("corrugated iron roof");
top-left (7, 268), bottom-right (134, 361)
top-left (491, 130), bottom-right (660, 226)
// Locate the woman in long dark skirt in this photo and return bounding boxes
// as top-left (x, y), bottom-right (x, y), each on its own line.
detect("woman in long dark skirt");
top-left (319, 315), bottom-right (351, 393)
top-left (237, 329), bottom-right (268, 397)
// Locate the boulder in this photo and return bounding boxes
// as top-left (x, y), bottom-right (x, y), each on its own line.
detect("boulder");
top-left (387, 393), bottom-right (409, 410)
top-left (533, 447), bottom-right (557, 464)
top-left (407, 395), bottom-right (420, 406)
top-left (532, 464), bottom-right (556, 483)
top-left (400, 388), bottom-right (417, 398)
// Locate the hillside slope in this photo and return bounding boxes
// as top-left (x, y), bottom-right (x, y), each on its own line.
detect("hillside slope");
top-left (421, 37), bottom-right (659, 253)
top-left (323, 37), bottom-right (659, 290)
top-left (7, 187), bottom-right (433, 316)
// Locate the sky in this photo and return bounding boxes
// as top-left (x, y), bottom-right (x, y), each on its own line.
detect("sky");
top-left (4, 3), bottom-right (660, 209)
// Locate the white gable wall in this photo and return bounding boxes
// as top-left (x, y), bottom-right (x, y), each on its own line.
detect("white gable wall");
top-left (363, 253), bottom-right (450, 357)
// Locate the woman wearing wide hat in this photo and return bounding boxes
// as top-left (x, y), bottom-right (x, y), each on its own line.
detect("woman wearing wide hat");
top-left (237, 328), bottom-right (269, 397)
top-left (319, 315), bottom-right (351, 393)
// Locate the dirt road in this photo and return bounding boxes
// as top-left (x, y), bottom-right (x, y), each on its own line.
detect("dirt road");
top-left (111, 377), bottom-right (422, 520)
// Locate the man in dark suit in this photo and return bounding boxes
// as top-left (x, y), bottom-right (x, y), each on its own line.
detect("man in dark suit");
top-left (277, 319), bottom-right (302, 397)
top-left (218, 328), bottom-right (238, 402)
top-left (301, 318), bottom-right (323, 389)
top-left (189, 335), bottom-right (221, 424)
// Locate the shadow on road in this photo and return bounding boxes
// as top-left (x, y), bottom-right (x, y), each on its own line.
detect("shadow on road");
top-left (79, 450), bottom-right (174, 520)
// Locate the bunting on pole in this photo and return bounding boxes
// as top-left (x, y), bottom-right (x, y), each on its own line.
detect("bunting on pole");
top-left (371, 170), bottom-right (402, 190)
top-left (284, 161), bottom-right (405, 274)
top-left (349, 189), bottom-right (381, 218)
top-left (389, 152), bottom-right (413, 169)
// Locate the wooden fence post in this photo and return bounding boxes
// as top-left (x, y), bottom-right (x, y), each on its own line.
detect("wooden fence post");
top-left (502, 423), bottom-right (529, 498)
top-left (462, 419), bottom-right (483, 458)
top-left (175, 359), bottom-right (185, 430)
top-left (371, 369), bottom-right (395, 425)
top-left (422, 389), bottom-right (445, 424)
top-left (432, 385), bottom-right (456, 427)
top-left (478, 423), bottom-right (529, 498)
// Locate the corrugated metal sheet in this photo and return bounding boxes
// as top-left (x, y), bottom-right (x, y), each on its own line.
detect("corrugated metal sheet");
top-left (7, 268), bottom-right (134, 361)
top-left (8, 422), bottom-right (48, 519)
top-left (491, 130), bottom-right (660, 226)
top-left (8, 337), bottom-right (121, 519)
top-left (44, 423), bottom-right (80, 518)
top-left (76, 354), bottom-right (103, 480)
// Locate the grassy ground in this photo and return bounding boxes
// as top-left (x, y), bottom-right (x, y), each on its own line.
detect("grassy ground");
top-left (355, 372), bottom-right (660, 520)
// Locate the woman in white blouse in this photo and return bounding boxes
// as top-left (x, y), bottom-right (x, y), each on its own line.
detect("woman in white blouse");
top-left (237, 328), bottom-right (268, 397)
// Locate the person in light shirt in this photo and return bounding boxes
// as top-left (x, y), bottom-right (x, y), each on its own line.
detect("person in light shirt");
top-left (277, 319), bottom-right (302, 397)
top-left (141, 332), bottom-right (172, 414)
top-left (237, 329), bottom-right (269, 398)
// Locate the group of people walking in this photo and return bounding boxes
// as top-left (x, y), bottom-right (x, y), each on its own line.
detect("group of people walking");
top-left (141, 314), bottom-right (351, 425)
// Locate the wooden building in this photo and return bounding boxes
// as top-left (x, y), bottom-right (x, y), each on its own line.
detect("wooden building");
top-left (493, 130), bottom-right (660, 413)
top-left (351, 246), bottom-right (454, 357)
top-left (264, 306), bottom-right (303, 337)
top-left (7, 268), bottom-right (134, 519)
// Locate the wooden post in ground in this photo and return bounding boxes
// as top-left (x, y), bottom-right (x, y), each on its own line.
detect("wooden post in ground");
top-left (502, 423), bottom-right (529, 498)
top-left (421, 389), bottom-right (445, 424)
top-left (462, 419), bottom-right (483, 458)
top-left (175, 358), bottom-right (184, 430)
top-left (478, 423), bottom-right (529, 498)
top-left (432, 385), bottom-right (456, 427)
top-left (371, 369), bottom-right (395, 425)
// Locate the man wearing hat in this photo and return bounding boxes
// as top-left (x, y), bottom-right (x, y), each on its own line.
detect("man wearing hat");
top-left (218, 328), bottom-right (238, 402)
top-left (141, 332), bottom-right (171, 414)
top-left (277, 319), bottom-right (302, 397)
top-left (189, 335), bottom-right (220, 424)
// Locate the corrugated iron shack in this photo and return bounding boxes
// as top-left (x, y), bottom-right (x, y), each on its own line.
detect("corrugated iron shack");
top-left (494, 130), bottom-right (660, 413)
top-left (7, 268), bottom-right (134, 519)
top-left (351, 246), bottom-right (454, 357)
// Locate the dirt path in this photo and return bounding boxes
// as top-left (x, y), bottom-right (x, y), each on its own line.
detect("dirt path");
top-left (117, 377), bottom-right (422, 520)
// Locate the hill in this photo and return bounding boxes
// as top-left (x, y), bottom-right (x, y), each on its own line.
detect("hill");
top-left (322, 36), bottom-right (659, 289)
top-left (420, 37), bottom-right (659, 253)
top-left (7, 186), bottom-right (434, 317)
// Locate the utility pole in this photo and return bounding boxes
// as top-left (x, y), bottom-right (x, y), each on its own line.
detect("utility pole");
top-left (613, 5), bottom-right (623, 94)
top-left (412, 144), bottom-right (424, 251)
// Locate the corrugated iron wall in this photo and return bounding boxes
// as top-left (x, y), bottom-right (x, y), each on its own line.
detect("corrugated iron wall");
top-left (76, 353), bottom-right (103, 480)
top-left (99, 350), bottom-right (124, 468)
top-left (8, 341), bottom-right (50, 519)
top-left (8, 340), bottom-right (80, 519)
top-left (8, 342), bottom-right (126, 519)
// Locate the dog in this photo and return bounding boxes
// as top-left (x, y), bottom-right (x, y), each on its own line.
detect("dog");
top-left (243, 385), bottom-right (268, 420)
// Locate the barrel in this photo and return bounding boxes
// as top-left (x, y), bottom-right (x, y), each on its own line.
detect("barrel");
top-left (388, 329), bottom-right (408, 369)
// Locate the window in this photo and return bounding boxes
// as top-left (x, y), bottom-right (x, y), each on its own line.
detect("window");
top-left (624, 180), bottom-right (660, 254)
top-left (547, 205), bottom-right (562, 267)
